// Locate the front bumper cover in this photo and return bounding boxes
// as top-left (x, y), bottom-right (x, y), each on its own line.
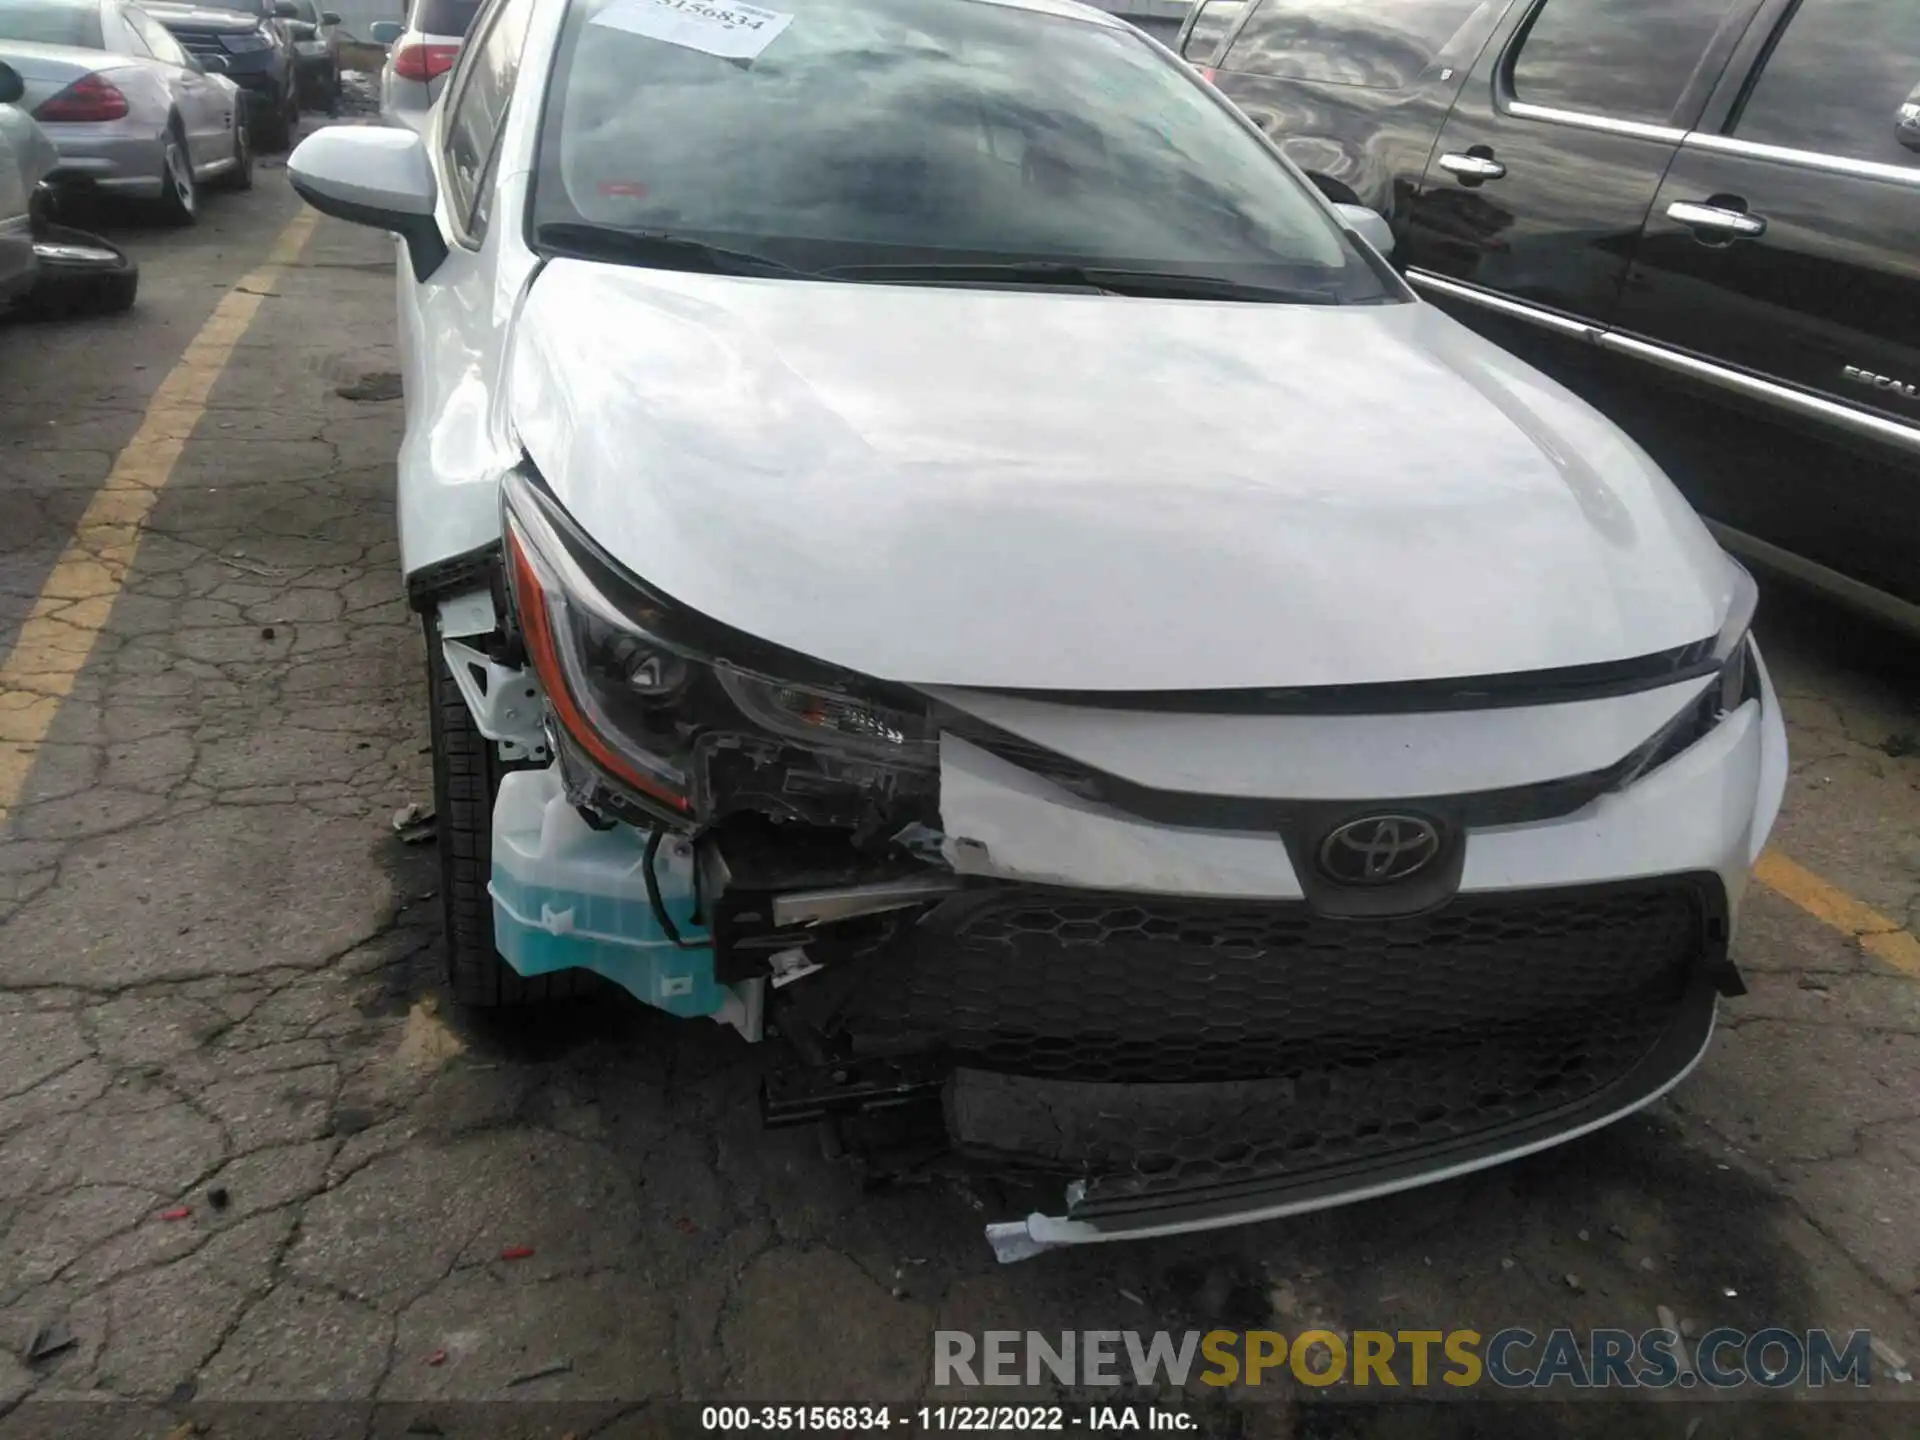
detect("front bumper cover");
top-left (982, 981), bottom-right (1719, 1261)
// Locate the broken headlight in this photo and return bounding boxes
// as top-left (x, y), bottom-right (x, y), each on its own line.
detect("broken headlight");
top-left (501, 463), bottom-right (936, 832)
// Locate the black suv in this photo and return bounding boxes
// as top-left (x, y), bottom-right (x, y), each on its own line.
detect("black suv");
top-left (1181, 0), bottom-right (1920, 623)
top-left (147, 0), bottom-right (302, 150)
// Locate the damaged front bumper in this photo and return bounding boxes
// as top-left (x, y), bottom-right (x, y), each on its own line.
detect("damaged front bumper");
top-left (452, 497), bottom-right (1788, 1262)
top-left (481, 682), bottom-right (1776, 1263)
top-left (978, 984), bottom-right (1719, 1261)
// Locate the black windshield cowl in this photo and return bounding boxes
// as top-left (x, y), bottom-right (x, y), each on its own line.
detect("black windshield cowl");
top-left (532, 224), bottom-right (812, 279)
top-left (819, 260), bottom-right (1342, 304)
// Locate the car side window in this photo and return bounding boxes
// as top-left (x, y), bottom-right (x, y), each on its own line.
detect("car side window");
top-left (1219, 0), bottom-right (1482, 90)
top-left (1181, 0), bottom-right (1246, 64)
top-left (441, 0), bottom-right (532, 239)
top-left (127, 5), bottom-right (192, 65)
top-left (1733, 0), bottom-right (1920, 167)
top-left (1509, 0), bottom-right (1746, 126)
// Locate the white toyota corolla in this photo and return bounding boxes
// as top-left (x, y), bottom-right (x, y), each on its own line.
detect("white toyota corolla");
top-left (290, 0), bottom-right (1788, 1260)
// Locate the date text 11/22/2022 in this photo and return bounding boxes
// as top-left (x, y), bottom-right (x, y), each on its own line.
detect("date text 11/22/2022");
top-left (700, 1406), bottom-right (1197, 1431)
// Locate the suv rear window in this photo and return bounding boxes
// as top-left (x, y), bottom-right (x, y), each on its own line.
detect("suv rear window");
top-left (413, 0), bottom-right (480, 36)
top-left (1220, 0), bottom-right (1481, 89)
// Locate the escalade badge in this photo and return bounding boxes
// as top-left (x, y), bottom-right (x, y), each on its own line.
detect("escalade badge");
top-left (1318, 814), bottom-right (1442, 885)
top-left (1842, 365), bottom-right (1918, 402)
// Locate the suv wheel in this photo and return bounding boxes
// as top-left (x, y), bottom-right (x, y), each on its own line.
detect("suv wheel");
top-left (259, 83), bottom-right (297, 152)
top-left (212, 122), bottom-right (253, 192)
top-left (425, 616), bottom-right (588, 1008)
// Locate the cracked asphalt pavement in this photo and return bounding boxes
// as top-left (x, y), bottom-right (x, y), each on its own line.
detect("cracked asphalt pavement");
top-left (0, 136), bottom-right (1917, 1438)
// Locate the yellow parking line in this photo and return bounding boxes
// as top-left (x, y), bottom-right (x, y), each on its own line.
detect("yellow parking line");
top-left (0, 207), bottom-right (319, 828)
top-left (1756, 849), bottom-right (1920, 979)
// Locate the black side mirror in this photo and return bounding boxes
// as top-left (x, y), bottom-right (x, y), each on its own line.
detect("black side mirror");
top-left (1899, 84), bottom-right (1920, 154)
top-left (0, 61), bottom-right (23, 105)
top-left (321, 10), bottom-right (341, 23)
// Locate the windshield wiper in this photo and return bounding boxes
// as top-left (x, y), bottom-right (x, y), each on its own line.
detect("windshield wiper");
top-left (533, 224), bottom-right (811, 279)
top-left (819, 259), bottom-right (1339, 303)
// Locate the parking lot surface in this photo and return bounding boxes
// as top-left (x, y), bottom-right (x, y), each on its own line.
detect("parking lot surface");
top-left (1, 144), bottom-right (1918, 1437)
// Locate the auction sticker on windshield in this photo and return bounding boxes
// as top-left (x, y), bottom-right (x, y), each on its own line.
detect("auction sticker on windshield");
top-left (588, 0), bottom-right (794, 59)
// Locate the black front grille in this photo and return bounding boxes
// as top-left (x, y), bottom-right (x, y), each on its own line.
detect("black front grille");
top-left (946, 990), bottom-right (1698, 1207)
top-left (840, 878), bottom-right (1713, 1084)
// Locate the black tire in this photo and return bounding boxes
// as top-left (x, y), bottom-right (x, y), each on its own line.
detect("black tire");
top-left (426, 616), bottom-right (588, 1007)
top-left (17, 226), bottom-right (138, 318)
top-left (78, 268), bottom-right (139, 315)
top-left (211, 122), bottom-right (253, 192)
top-left (153, 121), bottom-right (198, 226)
top-left (15, 267), bottom-right (138, 319)
top-left (258, 81), bottom-right (296, 153)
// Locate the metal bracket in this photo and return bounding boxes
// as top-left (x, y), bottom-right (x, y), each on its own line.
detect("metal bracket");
top-left (713, 978), bottom-right (766, 1043)
top-left (437, 587), bottom-right (497, 639)
top-left (441, 637), bottom-right (549, 764)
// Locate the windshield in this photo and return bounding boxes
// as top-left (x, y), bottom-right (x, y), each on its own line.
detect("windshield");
top-left (530, 0), bottom-right (1395, 302)
top-left (0, 0), bottom-right (103, 46)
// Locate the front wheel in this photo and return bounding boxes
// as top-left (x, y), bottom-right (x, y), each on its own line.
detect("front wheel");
top-left (425, 617), bottom-right (588, 1007)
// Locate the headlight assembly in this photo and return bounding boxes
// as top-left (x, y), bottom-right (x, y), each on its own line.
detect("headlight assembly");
top-left (1615, 560), bottom-right (1761, 790)
top-left (500, 463), bottom-right (936, 833)
top-left (1711, 561), bottom-right (1759, 718)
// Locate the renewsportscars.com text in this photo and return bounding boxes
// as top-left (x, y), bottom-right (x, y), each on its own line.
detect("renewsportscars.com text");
top-left (934, 1328), bottom-right (1885, 1391)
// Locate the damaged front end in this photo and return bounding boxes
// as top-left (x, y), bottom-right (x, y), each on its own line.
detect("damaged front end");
top-left (479, 460), bottom-right (971, 1053)
top-left (438, 461), bottom-right (1753, 1264)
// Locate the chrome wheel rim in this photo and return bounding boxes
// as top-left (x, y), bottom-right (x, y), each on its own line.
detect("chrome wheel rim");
top-left (167, 143), bottom-right (195, 214)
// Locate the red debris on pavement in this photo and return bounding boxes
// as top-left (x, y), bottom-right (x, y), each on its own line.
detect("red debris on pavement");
top-left (500, 1245), bottom-right (535, 1261)
top-left (159, 1206), bottom-right (191, 1221)
top-left (425, 1350), bottom-right (448, 1367)
top-left (675, 1217), bottom-right (699, 1236)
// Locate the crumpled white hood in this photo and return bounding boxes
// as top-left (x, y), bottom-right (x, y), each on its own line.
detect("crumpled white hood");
top-left (508, 259), bottom-right (1738, 691)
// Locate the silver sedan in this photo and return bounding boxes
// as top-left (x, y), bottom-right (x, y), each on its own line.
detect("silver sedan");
top-left (0, 0), bottom-right (249, 223)
top-left (0, 59), bottom-right (57, 305)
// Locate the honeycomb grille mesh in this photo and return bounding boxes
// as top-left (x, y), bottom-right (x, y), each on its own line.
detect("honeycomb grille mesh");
top-left (843, 881), bottom-right (1707, 1084)
top-left (946, 996), bottom-right (1686, 1205)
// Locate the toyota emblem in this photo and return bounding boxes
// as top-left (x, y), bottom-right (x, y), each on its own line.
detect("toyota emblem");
top-left (1317, 814), bottom-right (1443, 886)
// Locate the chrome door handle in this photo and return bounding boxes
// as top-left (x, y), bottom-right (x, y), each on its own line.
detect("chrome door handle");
top-left (1438, 152), bottom-right (1507, 181)
top-left (1666, 200), bottom-right (1766, 238)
